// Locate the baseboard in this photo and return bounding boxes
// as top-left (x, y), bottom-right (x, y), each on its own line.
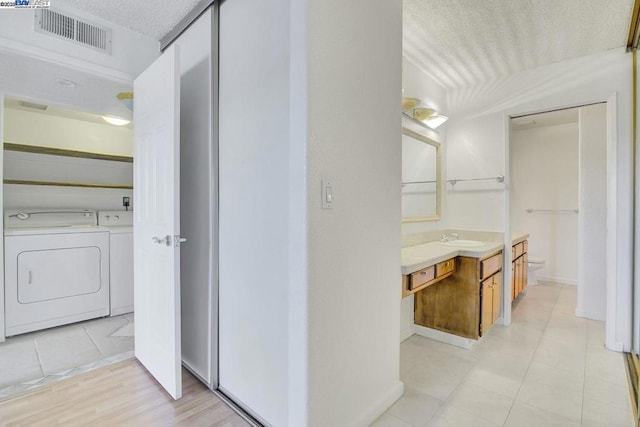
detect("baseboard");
top-left (400, 325), bottom-right (414, 343)
top-left (606, 339), bottom-right (625, 352)
top-left (575, 308), bottom-right (606, 322)
top-left (413, 324), bottom-right (476, 349)
top-left (353, 381), bottom-right (404, 427)
top-left (537, 275), bottom-right (577, 286)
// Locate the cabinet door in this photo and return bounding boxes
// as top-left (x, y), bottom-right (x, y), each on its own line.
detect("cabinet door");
top-left (522, 253), bottom-right (528, 289)
top-left (492, 273), bottom-right (502, 323)
top-left (519, 257), bottom-right (525, 292)
top-left (480, 278), bottom-right (493, 336)
top-left (515, 258), bottom-right (522, 296)
top-left (511, 261), bottom-right (516, 301)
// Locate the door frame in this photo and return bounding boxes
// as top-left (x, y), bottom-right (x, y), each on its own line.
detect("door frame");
top-left (502, 93), bottom-right (621, 351)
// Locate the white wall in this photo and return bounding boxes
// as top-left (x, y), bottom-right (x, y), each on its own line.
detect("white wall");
top-left (4, 151), bottom-right (132, 186)
top-left (4, 108), bottom-right (133, 156)
top-left (577, 103), bottom-right (607, 320)
top-left (218, 0), bottom-right (291, 424)
top-left (172, 8), bottom-right (215, 387)
top-left (306, 1), bottom-right (403, 426)
top-left (4, 184), bottom-right (132, 211)
top-left (446, 48), bottom-right (632, 351)
top-left (446, 113), bottom-right (507, 231)
top-left (511, 122), bottom-right (579, 285)
top-left (3, 105), bottom-right (133, 211)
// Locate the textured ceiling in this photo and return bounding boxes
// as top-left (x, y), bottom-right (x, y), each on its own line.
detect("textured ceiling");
top-left (404, 0), bottom-right (634, 90)
top-left (55, 0), bottom-right (205, 40)
top-left (0, 50), bottom-right (132, 119)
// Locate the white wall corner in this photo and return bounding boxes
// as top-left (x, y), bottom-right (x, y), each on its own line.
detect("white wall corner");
top-left (353, 381), bottom-right (404, 427)
top-left (400, 324), bottom-right (415, 342)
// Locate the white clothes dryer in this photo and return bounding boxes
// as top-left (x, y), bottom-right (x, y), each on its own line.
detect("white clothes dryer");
top-left (4, 209), bottom-right (110, 336)
top-left (98, 211), bottom-right (133, 316)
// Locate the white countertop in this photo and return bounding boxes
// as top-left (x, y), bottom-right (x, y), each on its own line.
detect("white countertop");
top-left (401, 232), bottom-right (529, 276)
top-left (4, 225), bottom-right (109, 236)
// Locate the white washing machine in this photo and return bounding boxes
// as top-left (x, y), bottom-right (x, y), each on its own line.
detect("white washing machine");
top-left (98, 211), bottom-right (133, 316)
top-left (4, 209), bottom-right (110, 336)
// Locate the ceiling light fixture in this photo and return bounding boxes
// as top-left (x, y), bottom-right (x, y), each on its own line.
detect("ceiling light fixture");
top-left (117, 92), bottom-right (133, 111)
top-left (102, 116), bottom-right (131, 126)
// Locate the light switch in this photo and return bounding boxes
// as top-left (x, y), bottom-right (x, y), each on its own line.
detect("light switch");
top-left (322, 180), bottom-right (333, 209)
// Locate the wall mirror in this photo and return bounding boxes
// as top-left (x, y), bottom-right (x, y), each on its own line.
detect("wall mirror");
top-left (402, 127), bottom-right (441, 222)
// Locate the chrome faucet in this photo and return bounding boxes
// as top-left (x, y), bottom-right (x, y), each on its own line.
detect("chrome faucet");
top-left (440, 232), bottom-right (459, 242)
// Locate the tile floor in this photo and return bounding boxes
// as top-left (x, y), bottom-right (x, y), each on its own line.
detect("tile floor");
top-left (0, 313), bottom-right (134, 399)
top-left (373, 283), bottom-right (634, 427)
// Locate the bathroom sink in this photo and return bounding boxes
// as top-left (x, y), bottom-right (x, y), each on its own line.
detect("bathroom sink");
top-left (439, 240), bottom-right (485, 248)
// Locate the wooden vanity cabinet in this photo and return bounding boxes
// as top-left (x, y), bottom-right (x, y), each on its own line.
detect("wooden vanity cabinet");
top-left (511, 240), bottom-right (528, 301)
top-left (414, 251), bottom-right (503, 339)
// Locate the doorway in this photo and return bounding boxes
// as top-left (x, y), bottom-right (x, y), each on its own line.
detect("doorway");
top-left (0, 95), bottom-right (135, 398)
top-left (506, 103), bottom-right (609, 331)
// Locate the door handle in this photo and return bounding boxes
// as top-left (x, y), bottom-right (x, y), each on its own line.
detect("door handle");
top-left (28, 270), bottom-right (32, 284)
top-left (152, 235), bottom-right (172, 246)
top-left (174, 235), bottom-right (188, 247)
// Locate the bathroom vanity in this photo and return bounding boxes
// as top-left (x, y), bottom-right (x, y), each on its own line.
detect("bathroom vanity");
top-left (401, 232), bottom-right (529, 345)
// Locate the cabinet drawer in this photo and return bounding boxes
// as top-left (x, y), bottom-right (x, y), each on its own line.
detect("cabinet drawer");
top-left (523, 240), bottom-right (528, 254)
top-left (410, 265), bottom-right (435, 290)
top-left (481, 253), bottom-right (502, 279)
top-left (436, 258), bottom-right (455, 277)
top-left (514, 242), bottom-right (524, 258)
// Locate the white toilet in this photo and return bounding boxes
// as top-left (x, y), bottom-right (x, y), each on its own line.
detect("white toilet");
top-left (527, 256), bottom-right (545, 286)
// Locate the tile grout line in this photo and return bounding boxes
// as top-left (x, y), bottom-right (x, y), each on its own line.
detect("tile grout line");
top-left (32, 338), bottom-right (45, 378)
top-left (500, 285), bottom-right (563, 426)
top-left (421, 336), bottom-right (501, 426)
top-left (82, 325), bottom-right (106, 358)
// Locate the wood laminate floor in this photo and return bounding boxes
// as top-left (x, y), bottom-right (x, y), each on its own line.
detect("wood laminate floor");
top-left (0, 359), bottom-right (250, 427)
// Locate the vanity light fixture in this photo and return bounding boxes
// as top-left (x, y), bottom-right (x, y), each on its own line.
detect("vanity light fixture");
top-left (423, 113), bottom-right (449, 130)
top-left (403, 95), bottom-right (449, 130)
top-left (412, 107), bottom-right (448, 130)
top-left (102, 116), bottom-right (131, 126)
top-left (402, 97), bottom-right (421, 112)
top-left (412, 107), bottom-right (436, 121)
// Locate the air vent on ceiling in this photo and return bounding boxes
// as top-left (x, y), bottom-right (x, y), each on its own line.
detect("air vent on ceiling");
top-left (18, 101), bottom-right (48, 111)
top-left (34, 9), bottom-right (112, 54)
